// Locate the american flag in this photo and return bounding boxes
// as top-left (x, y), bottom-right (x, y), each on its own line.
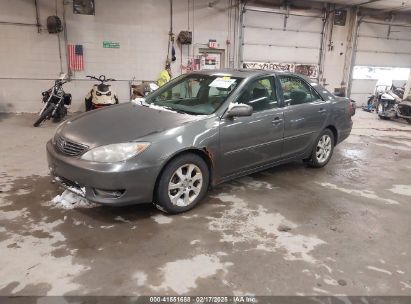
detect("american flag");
top-left (68, 44), bottom-right (84, 71)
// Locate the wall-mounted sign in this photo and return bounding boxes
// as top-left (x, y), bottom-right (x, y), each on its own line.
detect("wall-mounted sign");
top-left (103, 41), bottom-right (120, 48)
top-left (201, 54), bottom-right (221, 70)
top-left (208, 39), bottom-right (217, 49)
top-left (243, 61), bottom-right (319, 79)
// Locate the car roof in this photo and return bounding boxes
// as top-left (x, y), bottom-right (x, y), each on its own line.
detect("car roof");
top-left (189, 68), bottom-right (313, 82)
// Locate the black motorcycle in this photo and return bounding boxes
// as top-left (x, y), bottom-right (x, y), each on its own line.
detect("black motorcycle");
top-left (33, 79), bottom-right (72, 127)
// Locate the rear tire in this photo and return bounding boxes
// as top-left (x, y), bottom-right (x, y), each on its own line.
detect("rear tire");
top-left (154, 154), bottom-right (209, 214)
top-left (33, 105), bottom-right (54, 127)
top-left (308, 129), bottom-right (335, 168)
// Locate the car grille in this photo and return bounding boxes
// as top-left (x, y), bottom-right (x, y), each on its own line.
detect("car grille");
top-left (55, 136), bottom-right (88, 156)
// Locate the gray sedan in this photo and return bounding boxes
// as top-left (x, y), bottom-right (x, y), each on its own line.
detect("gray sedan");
top-left (47, 69), bottom-right (353, 213)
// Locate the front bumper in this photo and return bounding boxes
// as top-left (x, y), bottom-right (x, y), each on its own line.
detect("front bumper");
top-left (46, 140), bottom-right (160, 206)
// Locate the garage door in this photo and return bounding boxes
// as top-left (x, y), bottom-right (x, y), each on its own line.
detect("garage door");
top-left (241, 7), bottom-right (324, 79)
top-left (350, 21), bottom-right (411, 103)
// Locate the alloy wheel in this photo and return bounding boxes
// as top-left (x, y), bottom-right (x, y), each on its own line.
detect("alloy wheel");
top-left (168, 164), bottom-right (203, 207)
top-left (316, 134), bottom-right (332, 164)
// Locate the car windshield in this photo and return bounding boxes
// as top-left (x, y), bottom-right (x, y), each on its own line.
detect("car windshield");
top-left (145, 74), bottom-right (242, 115)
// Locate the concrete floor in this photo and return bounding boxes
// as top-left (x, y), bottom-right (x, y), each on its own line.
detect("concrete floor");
top-left (0, 110), bottom-right (411, 296)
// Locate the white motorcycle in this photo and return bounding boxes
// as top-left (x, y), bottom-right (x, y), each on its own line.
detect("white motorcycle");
top-left (85, 75), bottom-right (119, 111)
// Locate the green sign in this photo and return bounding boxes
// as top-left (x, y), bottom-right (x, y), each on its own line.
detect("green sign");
top-left (103, 41), bottom-right (120, 48)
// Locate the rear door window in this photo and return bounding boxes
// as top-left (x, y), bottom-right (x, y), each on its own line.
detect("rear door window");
top-left (279, 75), bottom-right (323, 106)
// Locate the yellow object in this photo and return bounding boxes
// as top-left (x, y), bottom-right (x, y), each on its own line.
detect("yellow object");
top-left (157, 70), bottom-right (171, 87)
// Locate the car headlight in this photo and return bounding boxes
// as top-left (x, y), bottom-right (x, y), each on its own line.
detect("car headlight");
top-left (81, 142), bottom-right (150, 163)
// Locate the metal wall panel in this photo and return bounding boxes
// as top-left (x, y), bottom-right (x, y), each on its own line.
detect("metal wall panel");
top-left (351, 21), bottom-right (411, 103)
top-left (241, 8), bottom-right (324, 65)
top-left (355, 23), bottom-right (411, 67)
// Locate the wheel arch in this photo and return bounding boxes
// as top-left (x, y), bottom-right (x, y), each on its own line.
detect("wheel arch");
top-left (152, 147), bottom-right (214, 202)
top-left (325, 125), bottom-right (338, 145)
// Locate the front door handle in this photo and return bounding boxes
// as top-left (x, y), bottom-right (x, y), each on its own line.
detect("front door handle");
top-left (318, 108), bottom-right (327, 113)
top-left (272, 117), bottom-right (283, 126)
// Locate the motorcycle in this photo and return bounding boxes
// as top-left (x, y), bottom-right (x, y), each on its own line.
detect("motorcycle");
top-left (85, 75), bottom-right (118, 111)
top-left (376, 89), bottom-right (411, 124)
top-left (363, 84), bottom-right (389, 112)
top-left (33, 75), bottom-right (71, 127)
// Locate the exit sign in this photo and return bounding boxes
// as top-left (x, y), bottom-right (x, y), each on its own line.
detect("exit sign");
top-left (103, 41), bottom-right (120, 48)
top-left (208, 39), bottom-right (217, 49)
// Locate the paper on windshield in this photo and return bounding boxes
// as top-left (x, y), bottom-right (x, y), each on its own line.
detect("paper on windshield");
top-left (209, 77), bottom-right (236, 89)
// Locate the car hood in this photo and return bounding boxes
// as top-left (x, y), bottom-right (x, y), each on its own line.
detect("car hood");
top-left (59, 103), bottom-right (198, 148)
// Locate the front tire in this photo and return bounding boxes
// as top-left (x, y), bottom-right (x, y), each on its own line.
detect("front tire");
top-left (33, 105), bottom-right (54, 127)
top-left (377, 102), bottom-right (390, 120)
top-left (154, 154), bottom-right (209, 214)
top-left (308, 129), bottom-right (334, 168)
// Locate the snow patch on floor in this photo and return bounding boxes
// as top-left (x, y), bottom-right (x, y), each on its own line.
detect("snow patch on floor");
top-left (323, 276), bottom-right (339, 286)
top-left (100, 225), bottom-right (115, 229)
top-left (0, 208), bottom-right (29, 221)
top-left (0, 219), bottom-right (86, 295)
top-left (312, 287), bottom-right (329, 294)
top-left (47, 190), bottom-right (98, 209)
top-left (373, 142), bottom-right (410, 152)
top-left (389, 185), bottom-right (411, 197)
top-left (0, 196), bottom-right (11, 207)
top-left (208, 193), bottom-right (325, 263)
top-left (133, 271), bottom-right (148, 287)
top-left (367, 266), bottom-right (392, 275)
top-left (231, 176), bottom-right (275, 190)
top-left (318, 183), bottom-right (400, 205)
top-left (114, 216), bottom-right (130, 223)
top-left (14, 188), bottom-right (31, 196)
top-left (151, 214), bottom-right (173, 224)
top-left (0, 182), bottom-right (13, 193)
top-left (152, 253), bottom-right (232, 294)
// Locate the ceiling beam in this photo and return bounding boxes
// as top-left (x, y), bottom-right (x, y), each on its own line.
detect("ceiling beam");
top-left (361, 2), bottom-right (411, 16)
top-left (329, 0), bottom-right (382, 12)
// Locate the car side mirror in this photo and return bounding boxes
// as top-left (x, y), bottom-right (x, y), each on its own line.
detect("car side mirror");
top-left (225, 104), bottom-right (253, 118)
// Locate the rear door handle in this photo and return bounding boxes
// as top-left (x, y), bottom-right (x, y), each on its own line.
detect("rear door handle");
top-left (272, 117), bottom-right (283, 126)
top-left (318, 108), bottom-right (327, 113)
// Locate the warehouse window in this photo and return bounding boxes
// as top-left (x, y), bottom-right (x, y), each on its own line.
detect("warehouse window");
top-left (353, 66), bottom-right (410, 80)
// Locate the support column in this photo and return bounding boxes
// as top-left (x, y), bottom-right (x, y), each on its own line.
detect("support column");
top-left (404, 70), bottom-right (411, 101)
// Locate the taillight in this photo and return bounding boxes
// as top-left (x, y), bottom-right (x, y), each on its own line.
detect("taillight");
top-left (348, 101), bottom-right (353, 116)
